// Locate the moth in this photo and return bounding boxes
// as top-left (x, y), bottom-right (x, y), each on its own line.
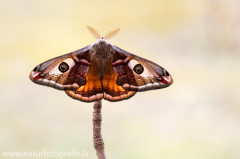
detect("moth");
top-left (30, 26), bottom-right (173, 102)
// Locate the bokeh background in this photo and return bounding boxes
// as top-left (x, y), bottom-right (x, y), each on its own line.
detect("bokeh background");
top-left (1, 0), bottom-right (240, 158)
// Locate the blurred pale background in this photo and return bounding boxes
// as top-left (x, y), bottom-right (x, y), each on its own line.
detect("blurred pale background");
top-left (1, 0), bottom-right (240, 159)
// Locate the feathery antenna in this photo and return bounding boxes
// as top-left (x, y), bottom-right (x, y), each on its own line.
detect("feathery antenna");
top-left (87, 26), bottom-right (101, 39)
top-left (87, 26), bottom-right (120, 40)
top-left (104, 28), bottom-right (120, 40)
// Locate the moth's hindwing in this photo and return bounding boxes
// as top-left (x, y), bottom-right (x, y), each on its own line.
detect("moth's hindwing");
top-left (65, 43), bottom-right (137, 102)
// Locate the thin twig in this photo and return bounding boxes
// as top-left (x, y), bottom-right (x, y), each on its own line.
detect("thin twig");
top-left (93, 100), bottom-right (106, 159)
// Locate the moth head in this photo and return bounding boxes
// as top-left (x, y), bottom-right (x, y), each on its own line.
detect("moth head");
top-left (29, 57), bottom-right (79, 90)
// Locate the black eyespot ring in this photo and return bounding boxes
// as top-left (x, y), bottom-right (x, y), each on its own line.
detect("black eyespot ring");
top-left (133, 64), bottom-right (144, 74)
top-left (116, 78), bottom-right (123, 86)
top-left (81, 79), bottom-right (86, 85)
top-left (58, 62), bottom-right (69, 73)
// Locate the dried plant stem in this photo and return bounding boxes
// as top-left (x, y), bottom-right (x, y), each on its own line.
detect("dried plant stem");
top-left (93, 100), bottom-right (106, 159)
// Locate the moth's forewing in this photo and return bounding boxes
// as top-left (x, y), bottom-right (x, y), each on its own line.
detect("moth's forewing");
top-left (112, 45), bottom-right (173, 92)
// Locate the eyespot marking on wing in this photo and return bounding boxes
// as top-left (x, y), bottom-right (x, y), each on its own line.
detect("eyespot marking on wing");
top-left (49, 58), bottom-right (75, 76)
top-left (128, 59), bottom-right (153, 78)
